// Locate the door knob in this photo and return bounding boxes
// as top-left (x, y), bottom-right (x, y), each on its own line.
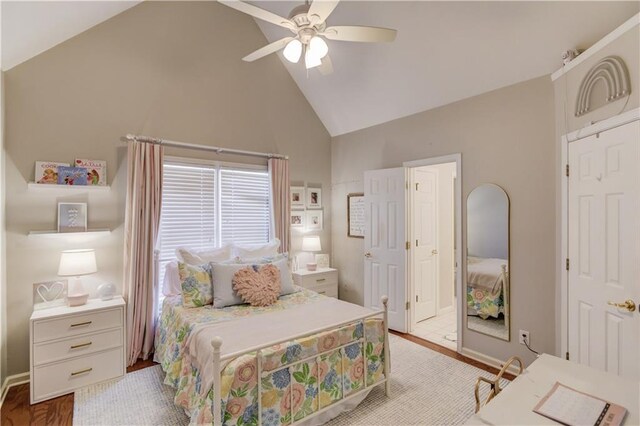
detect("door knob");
top-left (364, 252), bottom-right (372, 258)
top-left (432, 249), bottom-right (438, 255)
top-left (607, 299), bottom-right (636, 312)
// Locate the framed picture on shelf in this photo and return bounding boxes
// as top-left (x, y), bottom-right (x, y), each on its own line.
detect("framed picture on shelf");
top-left (306, 188), bottom-right (322, 209)
top-left (315, 253), bottom-right (330, 269)
top-left (58, 202), bottom-right (87, 233)
top-left (291, 211), bottom-right (305, 229)
top-left (290, 186), bottom-right (306, 209)
top-left (306, 210), bottom-right (323, 230)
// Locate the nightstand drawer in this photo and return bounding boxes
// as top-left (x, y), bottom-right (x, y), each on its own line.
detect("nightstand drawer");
top-left (32, 347), bottom-right (124, 402)
top-left (33, 308), bottom-right (122, 343)
top-left (33, 327), bottom-right (123, 366)
top-left (310, 282), bottom-right (338, 298)
top-left (298, 271), bottom-right (337, 288)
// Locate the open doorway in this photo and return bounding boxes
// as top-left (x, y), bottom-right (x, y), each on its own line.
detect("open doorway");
top-left (406, 159), bottom-right (459, 350)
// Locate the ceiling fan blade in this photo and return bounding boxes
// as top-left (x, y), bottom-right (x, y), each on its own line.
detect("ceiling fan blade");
top-left (323, 26), bottom-right (397, 43)
top-left (308, 0), bottom-right (340, 24)
top-left (218, 0), bottom-right (294, 29)
top-left (318, 54), bottom-right (334, 75)
top-left (243, 37), bottom-right (294, 62)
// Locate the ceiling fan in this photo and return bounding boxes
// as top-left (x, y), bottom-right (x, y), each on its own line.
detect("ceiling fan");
top-left (218, 0), bottom-right (397, 71)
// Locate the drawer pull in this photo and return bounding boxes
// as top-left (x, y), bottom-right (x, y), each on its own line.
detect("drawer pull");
top-left (70, 342), bottom-right (92, 350)
top-left (316, 278), bottom-right (326, 283)
top-left (70, 368), bottom-right (92, 377)
top-left (70, 321), bottom-right (92, 328)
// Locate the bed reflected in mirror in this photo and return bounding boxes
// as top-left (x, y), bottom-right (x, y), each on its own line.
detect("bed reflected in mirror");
top-left (466, 184), bottom-right (510, 341)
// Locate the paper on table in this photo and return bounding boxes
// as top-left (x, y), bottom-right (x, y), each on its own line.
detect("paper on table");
top-left (533, 382), bottom-right (627, 426)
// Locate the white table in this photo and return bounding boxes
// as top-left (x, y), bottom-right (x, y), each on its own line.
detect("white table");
top-left (466, 354), bottom-right (639, 425)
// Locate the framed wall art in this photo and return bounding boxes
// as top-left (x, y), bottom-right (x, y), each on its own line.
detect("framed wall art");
top-left (290, 211), bottom-right (305, 229)
top-left (306, 188), bottom-right (322, 209)
top-left (306, 210), bottom-right (323, 231)
top-left (290, 186), bottom-right (306, 209)
top-left (347, 193), bottom-right (365, 238)
top-left (58, 202), bottom-right (88, 233)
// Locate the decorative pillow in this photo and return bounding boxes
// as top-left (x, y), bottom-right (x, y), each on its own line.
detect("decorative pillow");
top-left (233, 264), bottom-right (281, 307)
top-left (162, 261), bottom-right (181, 296)
top-left (226, 255), bottom-right (296, 296)
top-left (176, 245), bottom-right (231, 266)
top-left (210, 263), bottom-right (254, 308)
top-left (231, 239), bottom-right (280, 259)
top-left (178, 262), bottom-right (213, 308)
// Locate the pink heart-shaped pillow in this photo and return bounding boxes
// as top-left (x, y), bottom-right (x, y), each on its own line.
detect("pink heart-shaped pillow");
top-left (233, 264), bottom-right (281, 307)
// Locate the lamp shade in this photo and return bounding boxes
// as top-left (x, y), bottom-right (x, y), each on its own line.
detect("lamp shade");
top-left (58, 249), bottom-right (97, 276)
top-left (302, 236), bottom-right (322, 252)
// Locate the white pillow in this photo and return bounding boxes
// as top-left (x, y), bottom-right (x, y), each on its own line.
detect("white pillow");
top-left (231, 239), bottom-right (280, 259)
top-left (162, 261), bottom-right (181, 296)
top-left (210, 263), bottom-right (251, 308)
top-left (176, 244), bottom-right (231, 266)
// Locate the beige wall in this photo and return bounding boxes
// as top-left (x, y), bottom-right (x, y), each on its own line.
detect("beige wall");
top-left (552, 24), bottom-right (640, 354)
top-left (331, 75), bottom-right (556, 364)
top-left (3, 1), bottom-right (331, 376)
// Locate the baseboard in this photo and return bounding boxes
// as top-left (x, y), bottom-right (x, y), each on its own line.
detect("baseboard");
top-left (460, 347), bottom-right (522, 376)
top-left (0, 372), bottom-right (30, 408)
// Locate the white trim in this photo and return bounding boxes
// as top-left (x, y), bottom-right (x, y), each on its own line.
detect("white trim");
top-left (403, 153), bottom-right (463, 354)
top-left (164, 155), bottom-right (268, 171)
top-left (0, 372), bottom-right (30, 408)
top-left (558, 108), bottom-right (640, 360)
top-left (551, 13), bottom-right (639, 81)
top-left (460, 347), bottom-right (522, 376)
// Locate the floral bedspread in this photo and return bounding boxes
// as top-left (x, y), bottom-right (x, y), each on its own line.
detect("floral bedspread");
top-left (154, 289), bottom-right (386, 425)
top-left (466, 286), bottom-right (503, 319)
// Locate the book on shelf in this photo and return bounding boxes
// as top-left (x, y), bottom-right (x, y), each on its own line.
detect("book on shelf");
top-left (533, 382), bottom-right (627, 426)
top-left (57, 166), bottom-right (88, 186)
top-left (34, 161), bottom-right (70, 184)
top-left (75, 159), bottom-right (107, 186)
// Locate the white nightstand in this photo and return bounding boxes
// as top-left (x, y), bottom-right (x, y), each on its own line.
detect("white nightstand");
top-left (29, 297), bottom-right (126, 404)
top-left (292, 268), bottom-right (338, 298)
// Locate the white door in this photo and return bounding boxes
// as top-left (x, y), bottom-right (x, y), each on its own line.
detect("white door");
top-left (412, 167), bottom-right (438, 322)
top-left (364, 167), bottom-right (408, 332)
top-left (568, 120), bottom-right (639, 379)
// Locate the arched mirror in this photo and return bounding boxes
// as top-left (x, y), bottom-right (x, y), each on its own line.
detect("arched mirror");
top-left (466, 184), bottom-right (510, 341)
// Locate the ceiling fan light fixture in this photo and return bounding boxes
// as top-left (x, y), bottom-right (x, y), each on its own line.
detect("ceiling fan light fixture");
top-left (305, 48), bottom-right (322, 69)
top-left (283, 39), bottom-right (302, 63)
top-left (309, 36), bottom-right (329, 59)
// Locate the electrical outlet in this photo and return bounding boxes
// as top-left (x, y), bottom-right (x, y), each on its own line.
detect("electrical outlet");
top-left (519, 330), bottom-right (530, 345)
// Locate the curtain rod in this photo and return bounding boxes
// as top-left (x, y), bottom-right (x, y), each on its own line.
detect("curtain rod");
top-left (123, 134), bottom-right (288, 160)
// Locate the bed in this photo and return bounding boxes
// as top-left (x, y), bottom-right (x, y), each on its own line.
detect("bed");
top-left (154, 284), bottom-right (390, 426)
top-left (466, 257), bottom-right (509, 320)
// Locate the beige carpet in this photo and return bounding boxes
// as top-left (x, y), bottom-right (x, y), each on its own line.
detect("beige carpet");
top-left (74, 335), bottom-right (507, 425)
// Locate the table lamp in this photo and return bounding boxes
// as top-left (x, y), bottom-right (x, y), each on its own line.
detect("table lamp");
top-left (58, 249), bottom-right (97, 306)
top-left (301, 236), bottom-right (322, 271)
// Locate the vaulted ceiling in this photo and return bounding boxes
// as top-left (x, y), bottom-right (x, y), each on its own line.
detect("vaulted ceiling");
top-left (2, 1), bottom-right (639, 136)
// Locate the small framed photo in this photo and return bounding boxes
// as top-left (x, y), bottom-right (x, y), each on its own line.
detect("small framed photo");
top-left (58, 202), bottom-right (87, 233)
top-left (290, 211), bottom-right (305, 229)
top-left (306, 188), bottom-right (322, 209)
top-left (291, 186), bottom-right (306, 209)
top-left (306, 210), bottom-right (323, 231)
top-left (315, 253), bottom-right (330, 269)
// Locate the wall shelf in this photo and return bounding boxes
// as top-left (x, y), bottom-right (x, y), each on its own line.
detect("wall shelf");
top-left (28, 182), bottom-right (110, 191)
top-left (28, 229), bottom-right (111, 238)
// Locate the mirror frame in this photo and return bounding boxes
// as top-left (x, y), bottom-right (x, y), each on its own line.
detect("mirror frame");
top-left (465, 183), bottom-right (511, 341)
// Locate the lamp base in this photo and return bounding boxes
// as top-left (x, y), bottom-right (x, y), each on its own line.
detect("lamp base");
top-left (67, 276), bottom-right (89, 307)
top-left (306, 262), bottom-right (318, 271)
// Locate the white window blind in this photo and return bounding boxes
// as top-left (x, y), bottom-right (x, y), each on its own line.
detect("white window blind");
top-left (157, 160), bottom-right (270, 286)
top-left (220, 168), bottom-right (271, 245)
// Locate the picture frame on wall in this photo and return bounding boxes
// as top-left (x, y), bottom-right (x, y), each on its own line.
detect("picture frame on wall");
top-left (347, 193), bottom-right (365, 238)
top-left (306, 210), bottom-right (323, 231)
top-left (58, 202), bottom-right (88, 233)
top-left (306, 188), bottom-right (322, 209)
top-left (291, 211), bottom-right (305, 229)
top-left (291, 186), bottom-right (306, 209)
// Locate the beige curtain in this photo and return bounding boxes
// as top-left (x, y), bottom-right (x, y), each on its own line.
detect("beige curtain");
top-left (123, 142), bottom-right (163, 366)
top-left (268, 158), bottom-right (290, 253)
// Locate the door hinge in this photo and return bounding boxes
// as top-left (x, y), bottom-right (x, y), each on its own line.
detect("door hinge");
top-left (416, 295), bottom-right (418, 302)
top-left (565, 352), bottom-right (570, 360)
top-left (406, 182), bottom-right (409, 190)
top-left (406, 301), bottom-right (410, 310)
top-left (566, 258), bottom-right (570, 270)
top-left (415, 239), bottom-right (418, 247)
top-left (565, 164), bottom-right (570, 177)
top-left (415, 182), bottom-right (419, 191)
top-left (406, 241), bottom-right (410, 250)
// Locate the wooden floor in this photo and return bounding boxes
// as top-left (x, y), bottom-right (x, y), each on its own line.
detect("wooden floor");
top-left (1, 336), bottom-right (512, 425)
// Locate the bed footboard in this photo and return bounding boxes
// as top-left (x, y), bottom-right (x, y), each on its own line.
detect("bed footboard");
top-left (210, 296), bottom-right (391, 426)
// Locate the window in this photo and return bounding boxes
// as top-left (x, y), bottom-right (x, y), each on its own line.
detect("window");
top-left (157, 158), bottom-right (271, 284)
